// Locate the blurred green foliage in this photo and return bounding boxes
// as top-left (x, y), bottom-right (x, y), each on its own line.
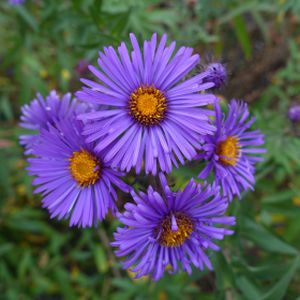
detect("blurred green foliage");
top-left (1, 0), bottom-right (300, 299)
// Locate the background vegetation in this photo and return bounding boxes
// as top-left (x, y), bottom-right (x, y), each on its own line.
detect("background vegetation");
top-left (1, 0), bottom-right (300, 299)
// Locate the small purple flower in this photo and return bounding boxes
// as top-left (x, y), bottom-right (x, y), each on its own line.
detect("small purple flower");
top-left (112, 173), bottom-right (235, 280)
top-left (76, 33), bottom-right (217, 175)
top-left (8, 0), bottom-right (25, 5)
top-left (197, 100), bottom-right (265, 200)
top-left (288, 104), bottom-right (300, 123)
top-left (27, 119), bottom-right (130, 228)
top-left (203, 62), bottom-right (227, 89)
top-left (19, 91), bottom-right (85, 155)
top-left (75, 59), bottom-right (90, 76)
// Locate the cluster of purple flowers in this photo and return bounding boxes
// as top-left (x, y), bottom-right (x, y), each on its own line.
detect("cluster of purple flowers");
top-left (8, 0), bottom-right (25, 5)
top-left (20, 33), bottom-right (265, 280)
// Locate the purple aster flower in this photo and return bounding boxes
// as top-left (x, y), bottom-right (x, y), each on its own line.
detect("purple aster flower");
top-left (288, 104), bottom-right (300, 123)
top-left (112, 173), bottom-right (235, 280)
top-left (197, 100), bottom-right (265, 200)
top-left (19, 91), bottom-right (85, 155)
top-left (27, 118), bottom-right (130, 228)
top-left (203, 62), bottom-right (227, 89)
top-left (8, 0), bottom-right (25, 5)
top-left (76, 33), bottom-right (217, 175)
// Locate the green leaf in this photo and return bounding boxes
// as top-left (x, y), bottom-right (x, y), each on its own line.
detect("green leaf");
top-left (241, 219), bottom-right (298, 255)
top-left (232, 15), bottom-right (252, 59)
top-left (94, 245), bottom-right (109, 273)
top-left (0, 97), bottom-right (14, 120)
top-left (218, 2), bottom-right (277, 24)
top-left (251, 11), bottom-right (270, 43)
top-left (245, 263), bottom-right (291, 281)
top-left (15, 6), bottom-right (38, 32)
top-left (18, 250), bottom-right (32, 279)
top-left (0, 243), bottom-right (13, 256)
top-left (54, 269), bottom-right (77, 300)
top-left (213, 251), bottom-right (235, 295)
top-left (236, 276), bottom-right (263, 300)
top-left (260, 256), bottom-right (300, 300)
top-left (262, 190), bottom-right (295, 204)
top-left (111, 278), bottom-right (135, 290)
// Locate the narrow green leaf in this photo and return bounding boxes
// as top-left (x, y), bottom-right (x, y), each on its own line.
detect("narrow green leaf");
top-left (232, 15), bottom-right (252, 59)
top-left (213, 251), bottom-right (235, 294)
top-left (241, 219), bottom-right (298, 255)
top-left (218, 2), bottom-right (277, 24)
top-left (18, 250), bottom-right (32, 279)
top-left (260, 256), bottom-right (300, 300)
top-left (262, 190), bottom-right (295, 204)
top-left (94, 245), bottom-right (109, 273)
top-left (54, 269), bottom-right (77, 300)
top-left (0, 98), bottom-right (14, 120)
top-left (251, 11), bottom-right (270, 43)
top-left (0, 244), bottom-right (14, 256)
top-left (15, 6), bottom-right (38, 32)
top-left (236, 276), bottom-right (263, 300)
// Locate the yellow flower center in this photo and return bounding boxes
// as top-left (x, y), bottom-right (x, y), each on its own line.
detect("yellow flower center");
top-left (69, 150), bottom-right (100, 186)
top-left (216, 136), bottom-right (240, 166)
top-left (159, 213), bottom-right (193, 247)
top-left (129, 86), bottom-right (166, 125)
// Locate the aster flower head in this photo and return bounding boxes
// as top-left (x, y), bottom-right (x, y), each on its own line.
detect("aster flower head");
top-left (76, 33), bottom-right (217, 175)
top-left (197, 100), bottom-right (265, 200)
top-left (112, 173), bottom-right (235, 280)
top-left (27, 118), bottom-right (130, 228)
top-left (203, 62), bottom-right (227, 89)
top-left (19, 91), bottom-right (85, 155)
top-left (288, 104), bottom-right (300, 123)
